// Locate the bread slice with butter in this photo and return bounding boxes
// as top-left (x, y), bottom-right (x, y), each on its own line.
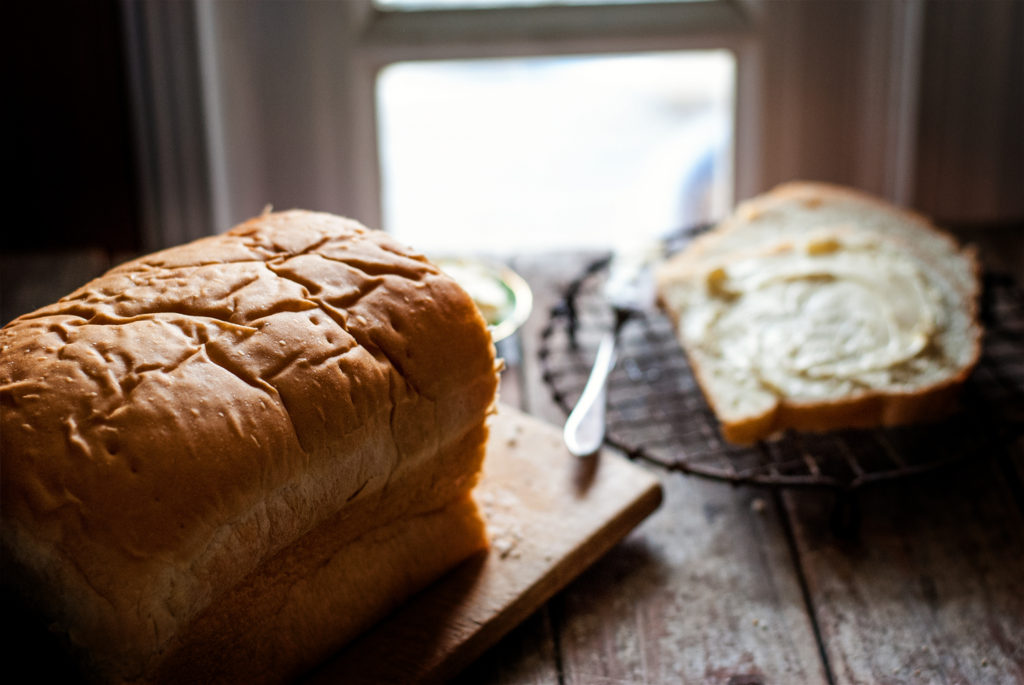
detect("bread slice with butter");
top-left (656, 182), bottom-right (982, 444)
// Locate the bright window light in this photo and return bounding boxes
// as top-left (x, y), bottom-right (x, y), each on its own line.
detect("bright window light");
top-left (376, 51), bottom-right (734, 253)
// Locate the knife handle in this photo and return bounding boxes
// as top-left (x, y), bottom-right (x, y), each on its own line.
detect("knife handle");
top-left (563, 330), bottom-right (618, 458)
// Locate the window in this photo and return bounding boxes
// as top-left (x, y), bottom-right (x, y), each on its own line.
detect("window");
top-left (362, 0), bottom-right (750, 251)
top-left (377, 51), bottom-right (735, 252)
top-left (140, 0), bottom-right (766, 248)
top-left (139, 2), bottom-right (995, 250)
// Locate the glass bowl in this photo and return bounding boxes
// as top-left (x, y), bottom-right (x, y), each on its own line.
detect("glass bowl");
top-left (433, 256), bottom-right (533, 342)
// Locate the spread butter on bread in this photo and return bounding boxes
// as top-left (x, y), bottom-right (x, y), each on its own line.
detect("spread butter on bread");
top-left (655, 182), bottom-right (982, 444)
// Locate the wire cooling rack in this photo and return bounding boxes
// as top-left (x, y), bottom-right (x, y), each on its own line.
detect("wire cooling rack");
top-left (539, 231), bottom-right (1024, 494)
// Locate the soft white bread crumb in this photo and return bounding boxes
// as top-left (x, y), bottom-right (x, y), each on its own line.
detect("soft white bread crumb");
top-left (656, 182), bottom-right (982, 444)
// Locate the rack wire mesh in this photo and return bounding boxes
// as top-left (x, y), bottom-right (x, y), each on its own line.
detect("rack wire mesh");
top-left (539, 230), bottom-right (1024, 493)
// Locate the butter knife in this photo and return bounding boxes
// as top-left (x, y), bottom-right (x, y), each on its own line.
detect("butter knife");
top-left (563, 244), bottom-right (661, 457)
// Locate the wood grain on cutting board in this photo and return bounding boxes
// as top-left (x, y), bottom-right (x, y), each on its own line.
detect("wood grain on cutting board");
top-left (305, 404), bottom-right (663, 684)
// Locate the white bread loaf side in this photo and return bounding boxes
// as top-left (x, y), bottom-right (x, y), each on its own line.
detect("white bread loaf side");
top-left (656, 182), bottom-right (982, 444)
top-left (0, 210), bottom-right (500, 682)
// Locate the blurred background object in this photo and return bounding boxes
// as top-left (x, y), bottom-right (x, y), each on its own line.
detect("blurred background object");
top-left (6, 0), bottom-right (1022, 254)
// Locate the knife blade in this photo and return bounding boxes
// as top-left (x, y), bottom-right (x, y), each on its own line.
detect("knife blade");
top-left (563, 242), bottom-right (662, 458)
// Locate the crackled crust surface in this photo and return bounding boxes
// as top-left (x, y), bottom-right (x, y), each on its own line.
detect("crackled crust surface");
top-left (0, 210), bottom-right (499, 681)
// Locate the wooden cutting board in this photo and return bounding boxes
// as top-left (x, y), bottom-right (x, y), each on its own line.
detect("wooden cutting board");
top-left (305, 404), bottom-right (663, 684)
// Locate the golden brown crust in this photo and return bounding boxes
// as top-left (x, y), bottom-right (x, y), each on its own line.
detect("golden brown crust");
top-left (152, 494), bottom-right (488, 684)
top-left (0, 210), bottom-right (499, 681)
top-left (657, 182), bottom-right (983, 445)
top-left (717, 373), bottom-right (971, 445)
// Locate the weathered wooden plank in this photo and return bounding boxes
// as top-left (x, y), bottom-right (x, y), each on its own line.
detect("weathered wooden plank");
top-left (784, 455), bottom-right (1024, 685)
top-left (307, 406), bottom-right (662, 684)
top-left (553, 476), bottom-right (828, 685)
top-left (509, 252), bottom-right (829, 685)
top-left (451, 608), bottom-right (561, 685)
top-left (456, 253), bottom-right (578, 684)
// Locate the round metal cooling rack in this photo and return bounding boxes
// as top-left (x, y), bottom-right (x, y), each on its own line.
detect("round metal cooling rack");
top-left (539, 229), bottom-right (1024, 494)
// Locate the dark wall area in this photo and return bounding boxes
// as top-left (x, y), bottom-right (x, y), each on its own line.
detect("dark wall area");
top-left (9, 0), bottom-right (140, 252)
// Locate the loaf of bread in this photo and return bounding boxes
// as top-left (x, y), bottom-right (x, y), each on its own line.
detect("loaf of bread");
top-left (656, 182), bottom-right (982, 444)
top-left (0, 211), bottom-right (500, 682)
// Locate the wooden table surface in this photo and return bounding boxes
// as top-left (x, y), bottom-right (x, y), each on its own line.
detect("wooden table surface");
top-left (2, 228), bottom-right (1022, 685)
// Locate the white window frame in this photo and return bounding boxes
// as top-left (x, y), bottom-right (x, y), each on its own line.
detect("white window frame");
top-left (126, 0), bottom-right (929, 248)
top-left (352, 0), bottom-right (762, 234)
